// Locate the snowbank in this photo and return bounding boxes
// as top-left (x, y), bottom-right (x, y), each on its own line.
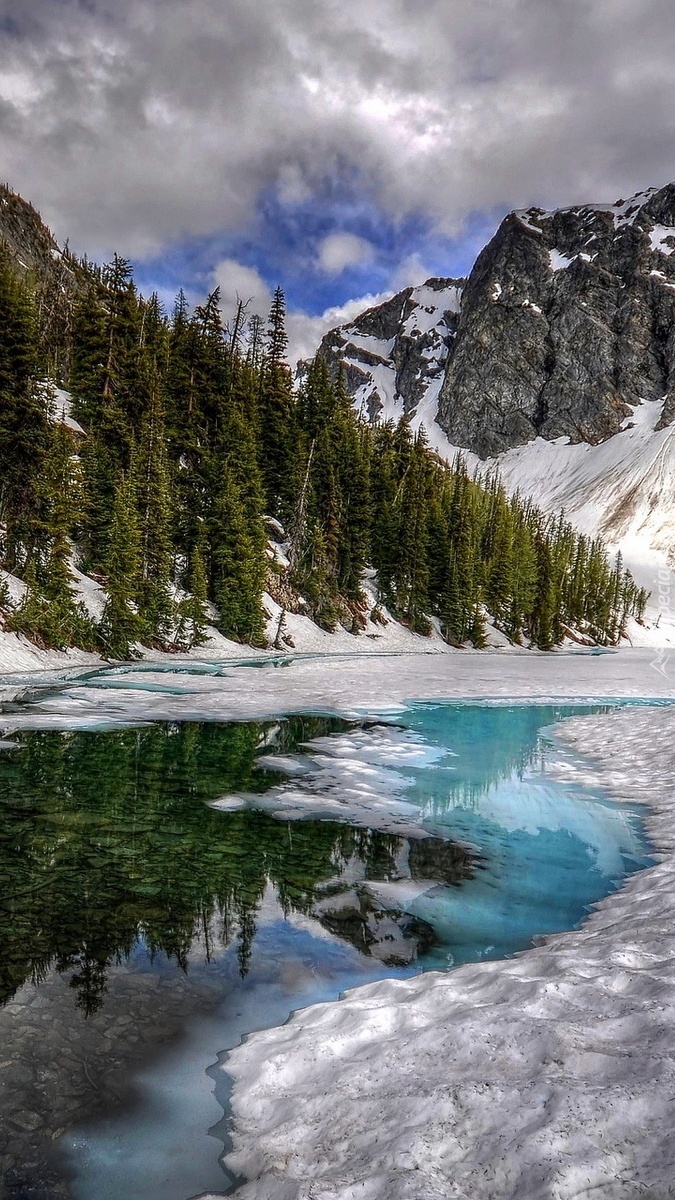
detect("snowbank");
top-left (0, 629), bottom-right (99, 675)
top-left (218, 698), bottom-right (675, 1198)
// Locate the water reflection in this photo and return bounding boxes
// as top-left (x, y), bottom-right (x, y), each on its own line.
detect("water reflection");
top-left (0, 717), bottom-right (474, 1016)
top-left (0, 701), bottom-right (653, 1200)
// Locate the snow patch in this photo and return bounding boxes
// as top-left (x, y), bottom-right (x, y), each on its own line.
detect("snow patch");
top-left (513, 210), bottom-right (544, 235)
top-left (548, 249), bottom-right (575, 271)
top-left (649, 224), bottom-right (675, 255)
top-left (50, 388), bottom-right (86, 436)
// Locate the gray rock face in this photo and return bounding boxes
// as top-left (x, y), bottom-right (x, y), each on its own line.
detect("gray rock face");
top-left (0, 184), bottom-right (74, 286)
top-left (317, 277), bottom-right (464, 422)
top-left (319, 184), bottom-right (675, 459)
top-left (0, 184), bottom-right (82, 378)
top-left (438, 184), bottom-right (675, 456)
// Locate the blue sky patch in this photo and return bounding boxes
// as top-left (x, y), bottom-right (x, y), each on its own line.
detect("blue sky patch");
top-left (134, 183), bottom-right (503, 319)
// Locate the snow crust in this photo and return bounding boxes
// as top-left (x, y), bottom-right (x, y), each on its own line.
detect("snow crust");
top-left (213, 722), bottom-right (447, 839)
top-left (220, 695), bottom-right (675, 1200)
top-left (2, 644), bottom-right (672, 736)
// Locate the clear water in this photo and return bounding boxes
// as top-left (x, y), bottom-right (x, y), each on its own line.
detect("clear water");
top-left (0, 686), bottom-right (653, 1200)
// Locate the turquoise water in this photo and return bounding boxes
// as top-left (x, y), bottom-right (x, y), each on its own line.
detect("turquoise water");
top-left (389, 704), bottom-right (649, 965)
top-left (0, 689), bottom-right (653, 1200)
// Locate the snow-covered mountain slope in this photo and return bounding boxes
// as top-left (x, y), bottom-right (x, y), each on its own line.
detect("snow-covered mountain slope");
top-left (485, 397), bottom-right (675, 636)
top-left (494, 399), bottom-right (675, 569)
top-left (317, 277), bottom-right (464, 456)
top-left (318, 185), bottom-right (675, 625)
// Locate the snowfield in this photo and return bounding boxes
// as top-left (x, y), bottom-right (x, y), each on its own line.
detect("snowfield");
top-left (1, 648), bottom-right (673, 731)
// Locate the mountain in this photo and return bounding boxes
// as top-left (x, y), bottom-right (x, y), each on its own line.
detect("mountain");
top-left (0, 184), bottom-right (83, 375)
top-left (317, 277), bottom-right (463, 436)
top-left (0, 184), bottom-right (653, 661)
top-left (438, 184), bottom-right (675, 456)
top-left (318, 184), bottom-right (675, 597)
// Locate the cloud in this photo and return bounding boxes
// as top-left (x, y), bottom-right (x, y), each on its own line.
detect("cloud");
top-left (388, 253), bottom-right (436, 292)
top-left (211, 255), bottom-right (386, 365)
top-left (3, 0), bottom-right (675, 263)
top-left (317, 232), bottom-right (375, 274)
top-left (287, 290), bottom-right (392, 366)
top-left (213, 258), bottom-right (271, 319)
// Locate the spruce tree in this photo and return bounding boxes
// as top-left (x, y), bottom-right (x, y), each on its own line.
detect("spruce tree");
top-left (393, 429), bottom-right (432, 633)
top-left (209, 463), bottom-right (266, 646)
top-left (258, 288), bottom-right (298, 522)
top-left (134, 376), bottom-right (174, 646)
top-left (99, 473), bottom-right (144, 659)
top-left (0, 245), bottom-right (51, 571)
top-left (176, 538), bottom-right (209, 650)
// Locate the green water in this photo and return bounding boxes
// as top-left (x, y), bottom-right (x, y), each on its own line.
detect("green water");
top-left (0, 716), bottom-right (454, 1015)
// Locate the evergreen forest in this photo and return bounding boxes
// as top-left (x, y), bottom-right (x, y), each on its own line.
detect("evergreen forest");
top-left (0, 238), bottom-right (648, 658)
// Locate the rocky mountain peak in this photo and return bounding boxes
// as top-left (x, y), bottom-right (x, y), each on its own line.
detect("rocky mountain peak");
top-left (438, 182), bottom-right (675, 456)
top-left (318, 183), bottom-right (675, 461)
top-left (318, 276), bottom-right (464, 424)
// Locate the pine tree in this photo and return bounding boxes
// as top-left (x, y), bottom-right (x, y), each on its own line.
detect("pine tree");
top-left (258, 288), bottom-right (298, 521)
top-left (209, 463), bottom-right (266, 646)
top-left (71, 255), bottom-right (153, 569)
top-left (369, 424), bottom-right (400, 608)
top-left (134, 376), bottom-right (174, 646)
top-left (176, 538), bottom-right (209, 650)
top-left (393, 429), bottom-right (432, 633)
top-left (0, 245), bottom-right (51, 571)
top-left (530, 532), bottom-right (557, 650)
top-left (99, 473), bottom-right (144, 659)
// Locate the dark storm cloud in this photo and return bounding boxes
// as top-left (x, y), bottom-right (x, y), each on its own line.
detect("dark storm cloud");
top-left (1, 0), bottom-right (675, 257)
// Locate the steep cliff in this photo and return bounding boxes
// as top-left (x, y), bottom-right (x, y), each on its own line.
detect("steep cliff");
top-left (0, 184), bottom-right (83, 376)
top-left (438, 184), bottom-right (675, 456)
top-left (320, 185), bottom-right (675, 460)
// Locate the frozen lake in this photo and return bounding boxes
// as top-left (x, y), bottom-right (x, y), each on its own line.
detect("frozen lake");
top-left (0, 655), bottom-right (662, 1200)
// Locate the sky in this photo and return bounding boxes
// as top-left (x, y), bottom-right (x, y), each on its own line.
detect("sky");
top-left (2, 0), bottom-right (675, 362)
